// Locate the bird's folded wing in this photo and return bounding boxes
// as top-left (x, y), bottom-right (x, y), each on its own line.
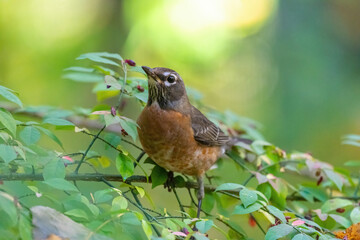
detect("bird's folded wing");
top-left (190, 106), bottom-right (229, 146)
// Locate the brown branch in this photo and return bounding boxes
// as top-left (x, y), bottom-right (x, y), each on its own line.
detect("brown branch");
top-left (0, 173), bottom-right (200, 189)
top-left (2, 173), bottom-right (358, 201)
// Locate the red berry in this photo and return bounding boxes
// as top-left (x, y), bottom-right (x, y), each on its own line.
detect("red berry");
top-left (121, 129), bottom-right (128, 136)
top-left (181, 228), bottom-right (189, 235)
top-left (317, 176), bottom-right (323, 186)
top-left (125, 59), bottom-right (136, 66)
top-left (275, 218), bottom-right (281, 225)
top-left (248, 216), bottom-right (256, 227)
top-left (336, 208), bottom-right (345, 213)
top-left (111, 107), bottom-right (116, 116)
top-left (137, 85), bottom-right (144, 92)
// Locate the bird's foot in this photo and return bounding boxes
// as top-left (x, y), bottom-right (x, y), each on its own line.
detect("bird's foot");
top-left (164, 171), bottom-right (174, 192)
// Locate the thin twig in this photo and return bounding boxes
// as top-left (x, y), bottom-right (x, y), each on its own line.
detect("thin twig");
top-left (74, 125), bottom-right (106, 174)
top-left (134, 151), bottom-right (145, 168)
top-left (173, 188), bottom-right (186, 215)
top-left (81, 131), bottom-right (143, 152)
top-left (129, 187), bottom-right (161, 236)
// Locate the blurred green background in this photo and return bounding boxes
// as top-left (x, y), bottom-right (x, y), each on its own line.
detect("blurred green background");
top-left (1, 0), bottom-right (359, 164)
top-left (1, 0), bottom-right (360, 239)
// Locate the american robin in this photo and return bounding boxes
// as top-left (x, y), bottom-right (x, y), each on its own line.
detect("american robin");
top-left (137, 66), bottom-right (229, 218)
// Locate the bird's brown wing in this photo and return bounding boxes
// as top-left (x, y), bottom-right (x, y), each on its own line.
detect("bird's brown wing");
top-left (190, 106), bottom-right (229, 146)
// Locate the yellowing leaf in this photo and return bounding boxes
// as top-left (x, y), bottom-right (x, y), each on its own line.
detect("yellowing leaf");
top-left (141, 220), bottom-right (152, 240)
top-left (99, 156), bottom-right (111, 168)
top-left (135, 186), bottom-right (145, 198)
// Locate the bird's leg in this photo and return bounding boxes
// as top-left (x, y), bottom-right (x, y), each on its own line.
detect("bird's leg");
top-left (196, 175), bottom-right (204, 218)
top-left (164, 171), bottom-right (174, 192)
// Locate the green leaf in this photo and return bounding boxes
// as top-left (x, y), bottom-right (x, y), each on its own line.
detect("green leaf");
top-left (141, 220), bottom-right (152, 240)
top-left (116, 152), bottom-right (134, 179)
top-left (81, 197), bottom-right (99, 217)
top-left (76, 52), bottom-right (122, 66)
top-left (112, 196), bottom-right (128, 211)
top-left (104, 115), bottom-right (121, 126)
top-left (19, 214), bottom-right (32, 240)
top-left (20, 126), bottom-right (41, 145)
top-left (302, 219), bottom-right (322, 230)
top-left (321, 199), bottom-right (352, 213)
top-left (92, 65), bottom-right (116, 75)
top-left (150, 165), bottom-right (168, 188)
top-left (43, 159), bottom-right (65, 180)
top-left (343, 134), bottom-right (360, 141)
top-left (0, 144), bottom-right (17, 163)
top-left (299, 187), bottom-right (328, 202)
top-left (128, 66), bottom-right (146, 75)
top-left (64, 66), bottom-right (94, 72)
top-left (251, 140), bottom-right (272, 155)
top-left (94, 189), bottom-right (113, 203)
top-left (267, 205), bottom-right (286, 223)
top-left (193, 232), bottom-right (210, 240)
top-left (134, 91), bottom-right (148, 103)
top-left (35, 126), bottom-right (63, 148)
top-left (135, 186), bottom-right (145, 198)
top-left (0, 86), bottom-right (23, 108)
top-left (329, 214), bottom-right (351, 228)
top-left (318, 235), bottom-right (339, 240)
top-left (254, 190), bottom-right (269, 203)
top-left (292, 233), bottom-right (314, 240)
top-left (105, 75), bottom-right (122, 90)
top-left (13, 146), bottom-right (26, 160)
top-left (103, 133), bottom-right (121, 149)
top-left (174, 175), bottom-right (186, 188)
top-left (240, 188), bottom-right (258, 208)
top-left (165, 219), bottom-right (178, 232)
top-left (202, 192), bottom-right (215, 212)
top-left (265, 224), bottom-right (294, 240)
top-left (42, 118), bottom-right (74, 126)
top-left (119, 117), bottom-right (138, 142)
top-left (257, 183), bottom-right (272, 200)
top-left (270, 179), bottom-right (288, 210)
top-left (195, 220), bottom-right (213, 234)
top-left (96, 90), bottom-right (119, 101)
top-left (350, 207), bottom-right (360, 224)
top-left (342, 140), bottom-right (360, 147)
top-left (344, 160), bottom-right (360, 167)
top-left (64, 209), bottom-right (89, 221)
top-left (215, 183), bottom-right (243, 192)
top-left (0, 132), bottom-right (11, 142)
top-left (233, 202), bottom-right (262, 215)
top-left (63, 72), bottom-right (103, 82)
top-left (323, 169), bottom-right (343, 190)
top-left (44, 178), bottom-right (79, 192)
top-left (0, 108), bottom-right (17, 136)
top-left (0, 193), bottom-right (18, 225)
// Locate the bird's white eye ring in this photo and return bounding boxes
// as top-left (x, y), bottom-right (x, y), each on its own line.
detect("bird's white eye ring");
top-left (167, 75), bottom-right (176, 83)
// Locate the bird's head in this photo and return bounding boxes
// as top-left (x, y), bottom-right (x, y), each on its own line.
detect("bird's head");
top-left (142, 66), bottom-right (190, 111)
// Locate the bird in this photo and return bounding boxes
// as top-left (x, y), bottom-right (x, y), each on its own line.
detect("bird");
top-left (137, 66), bottom-right (230, 218)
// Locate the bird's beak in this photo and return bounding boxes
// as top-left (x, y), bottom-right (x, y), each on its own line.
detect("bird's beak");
top-left (142, 66), bottom-right (157, 81)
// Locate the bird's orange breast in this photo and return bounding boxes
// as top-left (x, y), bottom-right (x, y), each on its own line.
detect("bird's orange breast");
top-left (137, 103), bottom-right (223, 176)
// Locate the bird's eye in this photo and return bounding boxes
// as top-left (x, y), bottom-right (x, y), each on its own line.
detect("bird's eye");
top-left (167, 75), bottom-right (176, 83)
